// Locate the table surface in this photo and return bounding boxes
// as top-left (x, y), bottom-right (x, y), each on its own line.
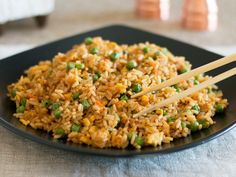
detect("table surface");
top-left (0, 0), bottom-right (236, 177)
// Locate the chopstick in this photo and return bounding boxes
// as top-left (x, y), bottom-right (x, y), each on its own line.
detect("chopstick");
top-left (131, 54), bottom-right (236, 99)
top-left (133, 67), bottom-right (236, 118)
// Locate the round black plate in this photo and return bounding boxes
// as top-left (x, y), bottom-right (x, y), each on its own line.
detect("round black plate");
top-left (0, 25), bottom-right (235, 157)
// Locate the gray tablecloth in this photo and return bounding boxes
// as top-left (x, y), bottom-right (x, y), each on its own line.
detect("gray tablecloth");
top-left (0, 0), bottom-right (236, 176)
top-left (1, 127), bottom-right (236, 177)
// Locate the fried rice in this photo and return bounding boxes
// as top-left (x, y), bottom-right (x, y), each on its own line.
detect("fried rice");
top-left (7, 37), bottom-right (228, 149)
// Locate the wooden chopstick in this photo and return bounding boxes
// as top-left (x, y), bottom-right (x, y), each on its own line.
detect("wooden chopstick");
top-left (133, 67), bottom-right (236, 118)
top-left (132, 54), bottom-right (236, 99)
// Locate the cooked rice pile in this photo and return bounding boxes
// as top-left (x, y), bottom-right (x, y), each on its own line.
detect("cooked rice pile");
top-left (8, 37), bottom-right (228, 149)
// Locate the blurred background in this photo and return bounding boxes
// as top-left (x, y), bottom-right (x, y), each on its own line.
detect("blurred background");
top-left (0, 0), bottom-right (235, 59)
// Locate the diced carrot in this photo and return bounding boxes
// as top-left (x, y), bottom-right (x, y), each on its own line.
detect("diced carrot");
top-left (141, 95), bottom-right (149, 105)
top-left (95, 99), bottom-right (103, 107)
top-left (151, 62), bottom-right (159, 74)
top-left (116, 100), bottom-right (126, 110)
top-left (27, 93), bottom-right (34, 98)
top-left (67, 75), bottom-right (75, 84)
top-left (64, 93), bottom-right (72, 100)
top-left (115, 83), bottom-right (126, 94)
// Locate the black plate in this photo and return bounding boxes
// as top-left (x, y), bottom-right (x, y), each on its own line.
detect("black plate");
top-left (0, 25), bottom-right (235, 157)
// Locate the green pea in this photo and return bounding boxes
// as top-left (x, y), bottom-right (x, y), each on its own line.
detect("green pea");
top-left (178, 68), bottom-right (188, 74)
top-left (52, 103), bottom-right (60, 111)
top-left (72, 92), bottom-right (80, 100)
top-left (81, 100), bottom-right (90, 110)
top-left (84, 37), bottom-right (93, 45)
top-left (207, 88), bottom-right (213, 93)
top-left (155, 51), bottom-right (162, 56)
top-left (192, 104), bottom-right (200, 113)
top-left (173, 85), bottom-right (181, 93)
top-left (71, 123), bottom-right (82, 132)
top-left (132, 84), bottom-right (142, 93)
top-left (167, 117), bottom-right (176, 123)
top-left (95, 71), bottom-right (101, 77)
top-left (194, 80), bottom-right (199, 85)
top-left (163, 110), bottom-right (167, 116)
top-left (20, 98), bottom-right (27, 107)
top-left (66, 62), bottom-right (75, 71)
top-left (198, 119), bottom-right (210, 129)
top-left (110, 52), bottom-right (120, 61)
top-left (55, 128), bottom-right (65, 135)
top-left (143, 47), bottom-right (150, 54)
top-left (120, 94), bottom-right (128, 102)
top-left (176, 87), bottom-right (181, 93)
top-left (93, 74), bottom-right (100, 82)
top-left (135, 136), bottom-right (144, 146)
top-left (195, 75), bottom-right (200, 80)
top-left (159, 109), bottom-right (164, 115)
top-left (42, 100), bottom-right (52, 108)
top-left (181, 121), bottom-right (186, 128)
top-left (11, 89), bottom-right (17, 98)
top-left (215, 104), bottom-right (225, 113)
top-left (126, 60), bottom-right (138, 70)
top-left (16, 105), bottom-right (25, 113)
top-left (188, 121), bottom-right (199, 132)
top-left (75, 63), bottom-right (85, 70)
top-left (54, 110), bottom-right (61, 119)
top-left (128, 131), bottom-right (137, 141)
top-left (90, 47), bottom-right (99, 54)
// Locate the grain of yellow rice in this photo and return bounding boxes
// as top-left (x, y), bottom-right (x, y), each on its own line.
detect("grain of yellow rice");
top-left (8, 37), bottom-right (228, 149)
